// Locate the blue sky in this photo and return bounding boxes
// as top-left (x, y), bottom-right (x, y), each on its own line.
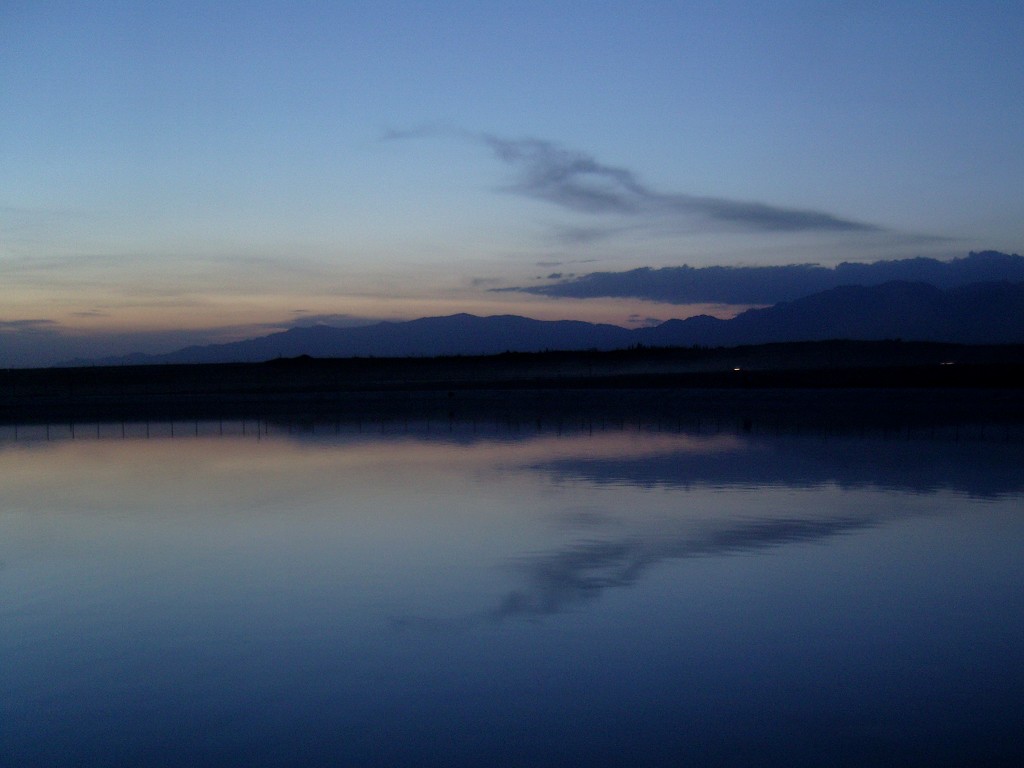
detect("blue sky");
top-left (2, 1), bottom-right (1023, 365)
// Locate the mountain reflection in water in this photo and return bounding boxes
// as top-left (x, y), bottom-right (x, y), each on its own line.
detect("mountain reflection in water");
top-left (1, 419), bottom-right (1022, 767)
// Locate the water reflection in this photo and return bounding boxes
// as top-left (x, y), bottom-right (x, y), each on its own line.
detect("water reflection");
top-left (4, 415), bottom-right (1019, 497)
top-left (533, 434), bottom-right (1024, 497)
top-left (1, 420), bottom-right (1022, 767)
top-left (491, 515), bottom-right (877, 620)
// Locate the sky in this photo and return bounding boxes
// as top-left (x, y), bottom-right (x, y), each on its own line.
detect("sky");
top-left (2, 1), bottom-right (1023, 366)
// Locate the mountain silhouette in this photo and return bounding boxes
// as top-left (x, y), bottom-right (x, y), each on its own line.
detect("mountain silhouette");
top-left (638, 280), bottom-right (1024, 347)
top-left (84, 280), bottom-right (1024, 365)
top-left (97, 314), bottom-right (636, 365)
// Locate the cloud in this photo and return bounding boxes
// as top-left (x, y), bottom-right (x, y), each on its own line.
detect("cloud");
top-left (0, 318), bottom-right (60, 334)
top-left (469, 277), bottom-right (505, 288)
top-left (284, 312), bottom-right (376, 329)
top-left (535, 258), bottom-right (597, 268)
top-left (628, 314), bottom-right (662, 327)
top-left (496, 250), bottom-right (1024, 305)
top-left (379, 124), bottom-right (454, 142)
top-left (382, 128), bottom-right (880, 236)
top-left (70, 310), bottom-right (111, 318)
top-left (479, 134), bottom-right (880, 233)
top-left (550, 223), bottom-right (638, 245)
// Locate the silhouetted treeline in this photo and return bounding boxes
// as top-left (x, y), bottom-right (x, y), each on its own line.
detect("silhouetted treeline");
top-left (2, 340), bottom-right (1023, 426)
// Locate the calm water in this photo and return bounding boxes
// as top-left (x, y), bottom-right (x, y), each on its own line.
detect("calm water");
top-left (1, 420), bottom-right (1022, 767)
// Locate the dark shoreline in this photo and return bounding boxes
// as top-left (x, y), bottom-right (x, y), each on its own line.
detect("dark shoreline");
top-left (3, 341), bottom-right (1023, 429)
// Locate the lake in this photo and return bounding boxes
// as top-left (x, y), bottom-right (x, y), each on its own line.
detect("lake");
top-left (2, 417), bottom-right (1022, 766)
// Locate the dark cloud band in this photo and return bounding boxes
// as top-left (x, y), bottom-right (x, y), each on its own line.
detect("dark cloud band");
top-left (497, 251), bottom-right (1024, 305)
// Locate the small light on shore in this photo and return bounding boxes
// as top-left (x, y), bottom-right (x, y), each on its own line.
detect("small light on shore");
top-left (733, 367), bottom-right (741, 372)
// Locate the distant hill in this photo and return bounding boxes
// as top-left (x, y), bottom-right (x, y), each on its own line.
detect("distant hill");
top-left (81, 281), bottom-right (1024, 365)
top-left (638, 280), bottom-right (1024, 347)
top-left (93, 314), bottom-right (637, 365)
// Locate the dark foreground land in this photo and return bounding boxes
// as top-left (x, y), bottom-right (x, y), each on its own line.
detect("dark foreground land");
top-left (3, 340), bottom-right (1024, 430)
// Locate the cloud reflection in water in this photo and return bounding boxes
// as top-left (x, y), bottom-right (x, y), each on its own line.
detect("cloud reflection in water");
top-left (491, 515), bottom-right (875, 620)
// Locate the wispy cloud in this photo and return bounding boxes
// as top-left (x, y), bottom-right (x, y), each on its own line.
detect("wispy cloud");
top-left (0, 318), bottom-right (59, 334)
top-left (628, 314), bottom-right (662, 327)
top-left (469, 276), bottom-right (505, 288)
top-left (535, 258), bottom-right (597, 268)
top-left (379, 123), bottom-right (455, 142)
top-left (69, 309), bottom-right (111, 318)
top-left (550, 223), bottom-right (640, 245)
top-left (285, 312), bottom-right (376, 329)
top-left (382, 128), bottom-right (881, 236)
top-left (479, 134), bottom-right (878, 233)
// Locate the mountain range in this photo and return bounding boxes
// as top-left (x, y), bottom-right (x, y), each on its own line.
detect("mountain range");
top-left (84, 280), bottom-right (1024, 366)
